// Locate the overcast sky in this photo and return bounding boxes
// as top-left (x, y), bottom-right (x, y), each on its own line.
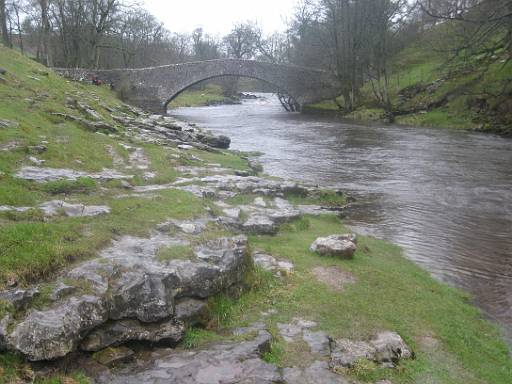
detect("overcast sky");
top-left (141, 0), bottom-right (299, 36)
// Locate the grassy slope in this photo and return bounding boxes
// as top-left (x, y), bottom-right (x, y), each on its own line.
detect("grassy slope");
top-left (306, 26), bottom-right (512, 134)
top-left (1, 47), bottom-right (511, 383)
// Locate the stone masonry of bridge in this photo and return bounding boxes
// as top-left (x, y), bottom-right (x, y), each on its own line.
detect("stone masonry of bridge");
top-left (55, 59), bottom-right (341, 113)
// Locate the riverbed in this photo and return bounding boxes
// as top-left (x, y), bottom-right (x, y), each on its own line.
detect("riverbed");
top-left (171, 93), bottom-right (512, 343)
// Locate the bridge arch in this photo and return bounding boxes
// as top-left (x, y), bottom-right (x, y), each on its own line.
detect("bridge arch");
top-left (55, 59), bottom-right (341, 113)
top-left (163, 74), bottom-right (298, 110)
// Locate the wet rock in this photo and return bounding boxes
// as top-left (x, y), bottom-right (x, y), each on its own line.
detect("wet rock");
top-left (329, 332), bottom-right (412, 369)
top-left (174, 298), bottom-right (208, 325)
top-left (283, 361), bottom-right (350, 384)
top-left (8, 295), bottom-right (107, 361)
top-left (0, 288), bottom-right (40, 311)
top-left (92, 346), bottom-right (135, 367)
top-left (81, 319), bottom-right (185, 352)
top-left (96, 330), bottom-right (279, 384)
top-left (197, 133), bottom-right (231, 149)
top-left (39, 200), bottom-right (111, 217)
top-left (310, 234), bottom-right (357, 259)
top-left (253, 252), bottom-right (294, 276)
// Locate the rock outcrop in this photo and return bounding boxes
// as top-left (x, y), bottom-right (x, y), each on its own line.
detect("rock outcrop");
top-left (0, 217), bottom-right (250, 361)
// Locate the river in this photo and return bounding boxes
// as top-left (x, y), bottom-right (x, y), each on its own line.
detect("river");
top-left (171, 93), bottom-right (512, 344)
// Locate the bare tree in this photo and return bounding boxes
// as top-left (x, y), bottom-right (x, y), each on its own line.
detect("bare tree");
top-left (0, 0), bottom-right (11, 47)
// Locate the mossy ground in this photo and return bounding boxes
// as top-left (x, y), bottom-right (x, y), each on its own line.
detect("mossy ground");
top-left (0, 46), bottom-right (511, 383)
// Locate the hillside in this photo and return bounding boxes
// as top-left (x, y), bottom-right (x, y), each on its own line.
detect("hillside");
top-left (306, 26), bottom-right (512, 136)
top-left (0, 47), bottom-right (511, 383)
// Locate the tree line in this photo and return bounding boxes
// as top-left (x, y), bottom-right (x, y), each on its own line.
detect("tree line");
top-left (1, 0), bottom-right (510, 112)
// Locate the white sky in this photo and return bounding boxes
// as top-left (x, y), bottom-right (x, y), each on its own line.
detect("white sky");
top-left (141, 0), bottom-right (299, 36)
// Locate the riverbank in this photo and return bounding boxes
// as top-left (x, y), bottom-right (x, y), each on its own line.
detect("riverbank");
top-left (1, 46), bottom-right (511, 383)
top-left (303, 34), bottom-right (512, 136)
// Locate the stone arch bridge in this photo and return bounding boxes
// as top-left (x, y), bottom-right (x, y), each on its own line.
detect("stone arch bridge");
top-left (55, 59), bottom-right (341, 113)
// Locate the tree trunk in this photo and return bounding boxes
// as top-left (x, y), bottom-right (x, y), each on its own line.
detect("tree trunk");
top-left (0, 0), bottom-right (11, 48)
top-left (39, 0), bottom-right (52, 66)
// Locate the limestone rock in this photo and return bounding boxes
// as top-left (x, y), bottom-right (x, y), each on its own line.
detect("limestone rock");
top-left (81, 319), bottom-right (185, 352)
top-left (174, 298), bottom-right (208, 325)
top-left (303, 330), bottom-right (330, 355)
top-left (197, 133), bottom-right (231, 149)
top-left (253, 253), bottom-right (294, 276)
top-left (310, 234), bottom-right (357, 259)
top-left (8, 295), bottom-right (107, 361)
top-left (329, 332), bottom-right (412, 369)
top-left (0, 288), bottom-right (40, 311)
top-left (370, 331), bottom-right (413, 365)
top-left (329, 339), bottom-right (376, 368)
top-left (283, 361), bottom-right (350, 383)
top-left (95, 330), bottom-right (279, 384)
top-left (39, 200), bottom-right (111, 217)
top-left (92, 346), bottom-right (135, 367)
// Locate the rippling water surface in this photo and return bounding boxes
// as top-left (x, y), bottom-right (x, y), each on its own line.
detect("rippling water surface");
top-left (171, 94), bottom-right (512, 343)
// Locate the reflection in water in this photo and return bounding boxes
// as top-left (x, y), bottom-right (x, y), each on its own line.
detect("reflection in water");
top-left (171, 94), bottom-right (512, 344)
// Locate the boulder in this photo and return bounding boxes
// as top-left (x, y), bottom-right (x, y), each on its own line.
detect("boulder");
top-left (329, 332), bottom-right (412, 369)
top-left (197, 133), bottom-right (231, 149)
top-left (370, 331), bottom-right (413, 365)
top-left (81, 318), bottom-right (185, 352)
top-left (109, 271), bottom-right (175, 323)
top-left (7, 295), bottom-right (107, 361)
top-left (310, 234), bottom-right (357, 259)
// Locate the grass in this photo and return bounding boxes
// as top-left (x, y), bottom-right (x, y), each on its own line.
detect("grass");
top-left (42, 177), bottom-right (97, 195)
top-left (168, 84), bottom-right (229, 108)
top-left (202, 214), bottom-right (512, 383)
top-left (157, 244), bottom-right (196, 262)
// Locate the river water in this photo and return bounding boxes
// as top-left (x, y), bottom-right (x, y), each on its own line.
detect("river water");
top-left (171, 94), bottom-right (512, 344)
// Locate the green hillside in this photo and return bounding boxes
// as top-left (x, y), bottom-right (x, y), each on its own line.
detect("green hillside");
top-left (306, 26), bottom-right (512, 135)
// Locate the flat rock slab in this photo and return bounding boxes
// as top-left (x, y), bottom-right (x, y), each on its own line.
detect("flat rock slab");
top-left (311, 266), bottom-right (356, 292)
top-left (283, 361), bottom-right (350, 384)
top-left (95, 330), bottom-right (280, 384)
top-left (15, 166), bottom-right (132, 182)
